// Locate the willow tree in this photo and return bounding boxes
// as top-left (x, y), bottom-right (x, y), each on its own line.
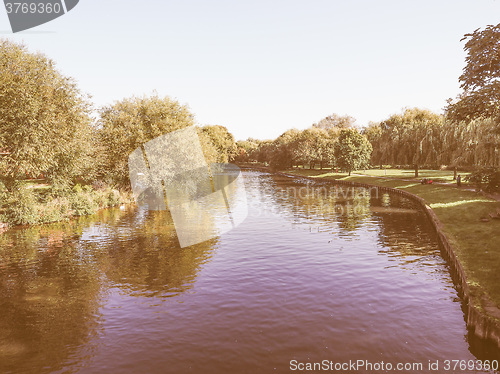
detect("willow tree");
top-left (0, 39), bottom-right (94, 191)
top-left (379, 108), bottom-right (444, 177)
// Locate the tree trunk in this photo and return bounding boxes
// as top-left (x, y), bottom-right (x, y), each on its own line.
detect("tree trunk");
top-left (453, 167), bottom-right (457, 181)
top-left (414, 164), bottom-right (419, 178)
top-left (320, 161), bottom-right (323, 170)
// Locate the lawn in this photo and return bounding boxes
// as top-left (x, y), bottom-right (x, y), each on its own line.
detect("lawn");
top-left (287, 168), bottom-right (500, 311)
top-left (293, 167), bottom-right (468, 183)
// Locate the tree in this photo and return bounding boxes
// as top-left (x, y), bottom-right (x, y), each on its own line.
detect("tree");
top-left (0, 39), bottom-right (94, 190)
top-left (200, 125), bottom-right (237, 163)
top-left (334, 128), bottom-right (372, 176)
top-left (446, 23), bottom-right (500, 124)
top-left (363, 122), bottom-right (384, 167)
top-left (97, 94), bottom-right (195, 185)
top-left (269, 129), bottom-right (301, 169)
top-left (375, 108), bottom-right (444, 177)
top-left (234, 139), bottom-right (258, 162)
top-left (313, 113), bottom-right (356, 130)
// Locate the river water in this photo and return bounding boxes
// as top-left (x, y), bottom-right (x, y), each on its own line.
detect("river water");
top-left (0, 170), bottom-right (498, 373)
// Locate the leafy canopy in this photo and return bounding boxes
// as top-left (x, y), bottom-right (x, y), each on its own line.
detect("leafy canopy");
top-left (0, 39), bottom-right (94, 189)
top-left (446, 23), bottom-right (500, 123)
top-left (334, 128), bottom-right (372, 175)
top-left (97, 94), bottom-right (195, 185)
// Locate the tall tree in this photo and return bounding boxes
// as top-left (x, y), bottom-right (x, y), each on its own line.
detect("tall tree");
top-left (334, 128), bottom-right (372, 176)
top-left (269, 129), bottom-right (301, 169)
top-left (97, 94), bottom-right (195, 185)
top-left (0, 39), bottom-right (94, 190)
top-left (377, 108), bottom-right (444, 177)
top-left (200, 125), bottom-right (237, 163)
top-left (446, 23), bottom-right (500, 124)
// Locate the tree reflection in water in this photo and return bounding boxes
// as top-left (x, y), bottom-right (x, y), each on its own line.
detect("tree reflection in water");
top-left (0, 205), bottom-right (217, 373)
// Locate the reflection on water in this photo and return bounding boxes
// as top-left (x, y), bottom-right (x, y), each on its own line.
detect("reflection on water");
top-left (0, 170), bottom-right (498, 374)
top-left (0, 207), bottom-right (217, 373)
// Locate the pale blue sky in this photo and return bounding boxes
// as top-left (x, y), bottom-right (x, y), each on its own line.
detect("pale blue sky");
top-left (1, 0), bottom-right (500, 140)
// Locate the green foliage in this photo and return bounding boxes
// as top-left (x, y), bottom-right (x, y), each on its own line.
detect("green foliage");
top-left (366, 108), bottom-right (444, 176)
top-left (97, 94), bottom-right (195, 186)
top-left (37, 197), bottom-right (72, 223)
top-left (446, 23), bottom-right (500, 123)
top-left (465, 167), bottom-right (500, 192)
top-left (333, 128), bottom-right (372, 175)
top-left (3, 185), bottom-right (131, 225)
top-left (269, 129), bottom-right (301, 169)
top-left (234, 139), bottom-right (259, 162)
top-left (443, 24), bottom-right (500, 170)
top-left (7, 188), bottom-right (39, 225)
top-left (0, 39), bottom-right (95, 190)
top-left (441, 117), bottom-right (500, 168)
top-left (200, 125), bottom-right (237, 163)
top-left (69, 191), bottom-right (98, 216)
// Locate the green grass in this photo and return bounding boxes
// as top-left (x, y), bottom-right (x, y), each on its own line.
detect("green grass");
top-left (294, 168), bottom-right (469, 183)
top-left (288, 168), bottom-right (500, 309)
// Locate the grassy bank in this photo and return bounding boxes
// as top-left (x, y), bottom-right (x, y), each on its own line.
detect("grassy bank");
top-left (0, 182), bottom-right (133, 228)
top-left (287, 168), bottom-right (500, 311)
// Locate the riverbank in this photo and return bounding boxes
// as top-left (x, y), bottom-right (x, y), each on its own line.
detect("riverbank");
top-left (0, 183), bottom-right (134, 229)
top-left (265, 167), bottom-right (500, 348)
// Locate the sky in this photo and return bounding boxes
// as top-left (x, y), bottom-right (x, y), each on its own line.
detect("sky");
top-left (1, 0), bottom-right (500, 140)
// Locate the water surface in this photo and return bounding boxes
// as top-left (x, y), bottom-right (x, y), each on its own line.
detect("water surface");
top-left (0, 170), bottom-right (498, 373)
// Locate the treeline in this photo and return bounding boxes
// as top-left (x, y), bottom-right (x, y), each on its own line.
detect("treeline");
top-left (0, 39), bottom-right (237, 192)
top-left (0, 39), bottom-right (237, 224)
top-left (237, 22), bottom-right (500, 183)
top-left (237, 106), bottom-right (499, 179)
top-left (235, 114), bottom-right (372, 176)
top-left (365, 110), bottom-right (500, 174)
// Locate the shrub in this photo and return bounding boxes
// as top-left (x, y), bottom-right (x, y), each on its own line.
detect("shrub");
top-left (107, 189), bottom-right (121, 206)
top-left (8, 188), bottom-right (40, 225)
top-left (465, 167), bottom-right (500, 192)
top-left (38, 197), bottom-right (72, 223)
top-left (69, 191), bottom-right (98, 216)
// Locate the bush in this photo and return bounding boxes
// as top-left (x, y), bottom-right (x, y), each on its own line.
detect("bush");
top-left (8, 188), bottom-right (40, 225)
top-left (2, 183), bottom-right (132, 226)
top-left (69, 191), bottom-right (98, 216)
top-left (50, 178), bottom-right (72, 198)
top-left (107, 189), bottom-right (121, 206)
top-left (465, 167), bottom-right (500, 192)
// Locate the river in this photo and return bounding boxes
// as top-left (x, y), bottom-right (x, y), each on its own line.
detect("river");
top-left (0, 170), bottom-right (498, 373)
